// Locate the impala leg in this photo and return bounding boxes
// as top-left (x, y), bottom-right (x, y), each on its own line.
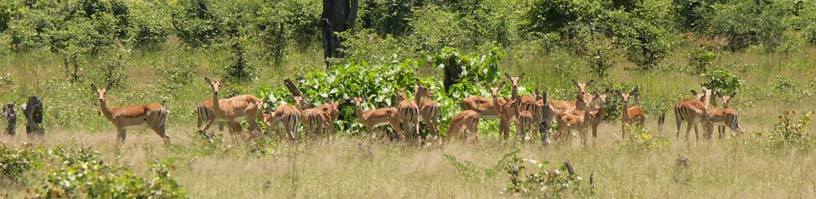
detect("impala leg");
top-left (116, 127), bottom-right (127, 144)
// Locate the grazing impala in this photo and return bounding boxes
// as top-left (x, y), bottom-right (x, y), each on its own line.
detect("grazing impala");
top-left (92, 84), bottom-right (170, 145)
top-left (445, 110), bottom-right (480, 144)
top-left (396, 90), bottom-right (419, 142)
top-left (620, 88), bottom-right (645, 139)
top-left (705, 92), bottom-right (745, 138)
top-left (415, 80), bottom-right (441, 139)
top-left (353, 97), bottom-right (402, 141)
top-left (263, 96), bottom-right (303, 141)
top-left (202, 77), bottom-right (263, 142)
top-left (674, 86), bottom-right (713, 141)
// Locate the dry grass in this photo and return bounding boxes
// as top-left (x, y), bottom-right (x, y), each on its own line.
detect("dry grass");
top-left (2, 120), bottom-right (816, 198)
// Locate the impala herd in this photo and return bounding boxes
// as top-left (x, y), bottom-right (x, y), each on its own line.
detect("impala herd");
top-left (82, 72), bottom-right (746, 146)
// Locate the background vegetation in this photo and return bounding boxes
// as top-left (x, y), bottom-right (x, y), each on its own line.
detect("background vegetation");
top-left (1, 0), bottom-right (816, 198)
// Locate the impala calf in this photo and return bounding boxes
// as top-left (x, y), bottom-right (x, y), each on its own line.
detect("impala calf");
top-left (353, 97), bottom-right (402, 141)
top-left (705, 92), bottom-right (744, 138)
top-left (554, 93), bottom-right (596, 146)
top-left (92, 84), bottom-right (170, 145)
top-left (586, 90), bottom-right (610, 140)
top-left (445, 110), bottom-right (480, 144)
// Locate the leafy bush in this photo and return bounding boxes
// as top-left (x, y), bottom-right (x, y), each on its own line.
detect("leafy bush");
top-left (702, 67), bottom-right (744, 94)
top-left (0, 144), bottom-right (41, 183)
top-left (761, 111), bottom-right (814, 151)
top-left (705, 0), bottom-right (795, 52)
top-left (171, 0), bottom-right (223, 47)
top-left (32, 147), bottom-right (186, 198)
top-left (126, 1), bottom-right (172, 49)
top-left (689, 46), bottom-right (717, 73)
top-left (606, 8), bottom-right (676, 70)
top-left (622, 127), bottom-right (670, 151)
top-left (502, 153), bottom-right (592, 197)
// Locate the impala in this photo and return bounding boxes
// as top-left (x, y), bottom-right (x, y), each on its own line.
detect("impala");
top-left (674, 86), bottom-right (713, 141)
top-left (446, 110), bottom-right (480, 144)
top-left (415, 80), bottom-right (441, 140)
top-left (554, 93), bottom-right (597, 146)
top-left (585, 90), bottom-right (610, 141)
top-left (396, 90), bottom-right (419, 142)
top-left (542, 79), bottom-right (594, 136)
top-left (263, 96), bottom-right (303, 141)
top-left (487, 82), bottom-right (519, 140)
top-left (314, 100), bottom-right (340, 135)
top-left (517, 103), bottom-right (535, 143)
top-left (92, 84), bottom-right (170, 145)
top-left (196, 99), bottom-right (239, 134)
top-left (301, 106), bottom-right (328, 140)
top-left (353, 97), bottom-right (402, 142)
top-left (202, 77), bottom-right (263, 142)
top-left (620, 88), bottom-right (645, 139)
top-left (505, 73), bottom-right (542, 139)
top-left (705, 92), bottom-right (745, 138)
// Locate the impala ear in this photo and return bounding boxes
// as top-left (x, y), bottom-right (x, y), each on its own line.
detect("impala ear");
top-left (504, 72), bottom-right (512, 80)
top-left (690, 90), bottom-right (698, 96)
top-left (498, 81), bottom-right (505, 90)
top-left (482, 83), bottom-right (491, 91)
top-left (519, 73), bottom-right (526, 80)
top-left (730, 92), bottom-right (736, 99)
top-left (105, 83), bottom-right (112, 91)
top-left (587, 79), bottom-right (594, 87)
top-left (91, 84), bottom-right (98, 91)
top-left (572, 79), bottom-right (578, 87)
top-left (204, 77), bottom-right (212, 84)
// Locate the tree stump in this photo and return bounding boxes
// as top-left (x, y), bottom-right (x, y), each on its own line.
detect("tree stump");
top-left (443, 55), bottom-right (463, 93)
top-left (22, 96), bottom-right (44, 136)
top-left (2, 102), bottom-right (16, 135)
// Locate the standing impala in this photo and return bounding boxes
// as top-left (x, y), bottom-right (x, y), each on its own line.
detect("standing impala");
top-left (446, 110), bottom-right (480, 144)
top-left (620, 88), bottom-right (645, 139)
top-left (202, 77), bottom-right (263, 142)
top-left (92, 84), bottom-right (170, 145)
top-left (396, 90), bottom-right (419, 142)
top-left (542, 80), bottom-right (594, 135)
top-left (487, 82), bottom-right (519, 141)
top-left (415, 80), bottom-right (441, 140)
top-left (554, 93), bottom-right (597, 146)
top-left (674, 86), bottom-right (713, 141)
top-left (353, 97), bottom-right (402, 142)
top-left (585, 90), bottom-right (609, 141)
top-left (196, 99), bottom-right (240, 134)
top-left (505, 73), bottom-right (543, 139)
top-left (705, 92), bottom-right (744, 138)
top-left (263, 96), bottom-right (302, 141)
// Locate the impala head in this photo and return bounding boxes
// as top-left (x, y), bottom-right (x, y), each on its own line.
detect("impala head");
top-left (504, 73), bottom-right (525, 96)
top-left (690, 86), bottom-right (713, 101)
top-left (353, 97), bottom-right (364, 107)
top-left (292, 95), bottom-right (304, 108)
top-left (415, 80), bottom-right (435, 99)
top-left (716, 92), bottom-right (736, 108)
top-left (91, 84), bottom-right (112, 101)
top-left (572, 79), bottom-right (594, 97)
top-left (484, 82), bottom-right (506, 98)
top-left (594, 89), bottom-right (611, 108)
top-left (204, 77), bottom-right (224, 95)
top-left (577, 93), bottom-right (596, 110)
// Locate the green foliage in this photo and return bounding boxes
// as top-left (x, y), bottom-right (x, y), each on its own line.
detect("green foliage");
top-left (622, 127), bottom-right (670, 151)
top-left (502, 153), bottom-right (592, 197)
top-left (523, 0), bottom-right (582, 33)
top-left (33, 147), bottom-right (186, 198)
top-left (702, 67), bottom-right (744, 94)
top-left (444, 149), bottom-right (520, 183)
top-left (606, 7), bottom-right (677, 70)
top-left (761, 111), bottom-right (815, 151)
top-left (0, 144), bottom-right (41, 183)
top-left (89, 47), bottom-right (129, 89)
top-left (126, 1), bottom-right (172, 49)
top-left (171, 0), bottom-right (222, 47)
top-left (689, 46), bottom-right (717, 73)
top-left (706, 0), bottom-right (797, 52)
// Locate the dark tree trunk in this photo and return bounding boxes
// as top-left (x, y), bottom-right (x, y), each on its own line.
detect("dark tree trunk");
top-left (22, 96), bottom-right (44, 136)
top-left (443, 55), bottom-right (463, 93)
top-left (321, 0), bottom-right (358, 68)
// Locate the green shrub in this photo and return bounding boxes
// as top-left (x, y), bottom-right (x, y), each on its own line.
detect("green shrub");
top-left (502, 152), bottom-right (592, 197)
top-left (702, 67), bottom-right (744, 94)
top-left (688, 46), bottom-right (717, 73)
top-left (32, 148), bottom-right (186, 198)
top-left (761, 111), bottom-right (814, 151)
top-left (126, 1), bottom-right (172, 49)
top-left (171, 0), bottom-right (223, 48)
top-left (0, 144), bottom-right (41, 183)
top-left (622, 127), bottom-right (670, 151)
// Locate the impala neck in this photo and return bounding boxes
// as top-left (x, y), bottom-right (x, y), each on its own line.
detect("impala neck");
top-left (98, 99), bottom-right (114, 120)
top-left (511, 87), bottom-right (518, 100)
top-left (354, 104), bottom-right (365, 120)
top-left (211, 91), bottom-right (221, 114)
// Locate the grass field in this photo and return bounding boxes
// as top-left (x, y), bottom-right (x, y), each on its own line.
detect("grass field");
top-left (1, 44), bottom-right (816, 198)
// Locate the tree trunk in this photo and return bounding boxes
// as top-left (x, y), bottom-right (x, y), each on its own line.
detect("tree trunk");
top-left (443, 55), bottom-right (462, 93)
top-left (321, 0), bottom-right (358, 68)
